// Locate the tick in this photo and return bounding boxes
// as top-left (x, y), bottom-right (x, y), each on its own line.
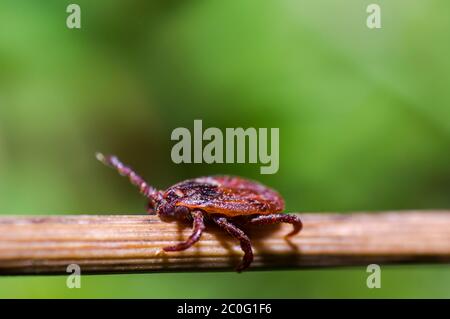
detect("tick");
top-left (96, 153), bottom-right (302, 271)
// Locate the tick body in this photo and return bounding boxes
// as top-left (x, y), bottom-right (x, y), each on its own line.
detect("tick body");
top-left (96, 153), bottom-right (302, 271)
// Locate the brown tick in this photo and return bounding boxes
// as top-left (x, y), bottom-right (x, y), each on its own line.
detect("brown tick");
top-left (96, 153), bottom-right (302, 271)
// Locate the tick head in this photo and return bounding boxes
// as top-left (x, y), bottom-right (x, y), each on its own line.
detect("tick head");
top-left (156, 189), bottom-right (190, 221)
top-left (156, 201), bottom-right (190, 222)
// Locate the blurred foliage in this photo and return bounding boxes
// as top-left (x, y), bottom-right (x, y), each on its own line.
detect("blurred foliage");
top-left (0, 0), bottom-right (449, 298)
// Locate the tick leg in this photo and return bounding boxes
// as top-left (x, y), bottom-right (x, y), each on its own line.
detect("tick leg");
top-left (146, 202), bottom-right (156, 215)
top-left (248, 214), bottom-right (303, 237)
top-left (163, 210), bottom-right (205, 252)
top-left (96, 153), bottom-right (161, 206)
top-left (212, 216), bottom-right (253, 272)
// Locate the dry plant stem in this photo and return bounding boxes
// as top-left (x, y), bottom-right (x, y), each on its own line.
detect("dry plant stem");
top-left (0, 211), bottom-right (449, 275)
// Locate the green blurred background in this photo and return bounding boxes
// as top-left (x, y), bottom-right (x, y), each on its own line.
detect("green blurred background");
top-left (0, 0), bottom-right (449, 298)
